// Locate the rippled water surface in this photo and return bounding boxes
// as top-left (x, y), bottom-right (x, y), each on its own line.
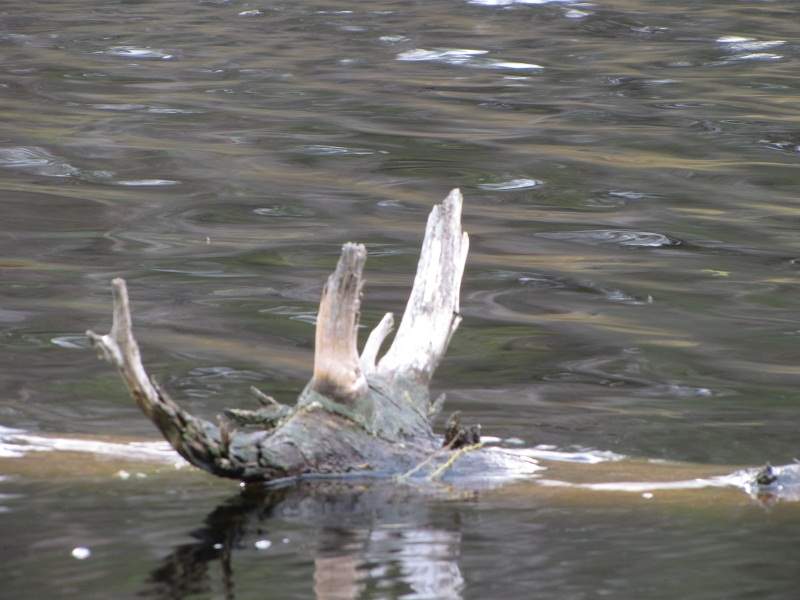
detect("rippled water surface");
top-left (3, 0), bottom-right (800, 597)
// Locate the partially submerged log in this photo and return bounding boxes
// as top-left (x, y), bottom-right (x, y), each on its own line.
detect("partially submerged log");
top-left (87, 189), bottom-right (487, 482)
top-left (84, 189), bottom-right (794, 496)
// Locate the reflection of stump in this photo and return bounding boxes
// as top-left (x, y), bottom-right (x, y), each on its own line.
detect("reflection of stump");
top-left (87, 190), bottom-right (478, 481)
top-left (144, 482), bottom-right (465, 600)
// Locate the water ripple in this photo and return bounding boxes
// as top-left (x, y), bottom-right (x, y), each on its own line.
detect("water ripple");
top-left (397, 48), bottom-right (543, 71)
top-left (296, 145), bottom-right (377, 156)
top-left (538, 229), bottom-right (679, 248)
top-left (113, 179), bottom-right (180, 187)
top-left (0, 146), bottom-right (79, 178)
top-left (89, 103), bottom-right (198, 114)
top-left (725, 53), bottom-right (783, 63)
top-left (101, 46), bottom-right (174, 60)
top-left (397, 48), bottom-right (488, 65)
top-left (469, 0), bottom-right (581, 5)
top-left (716, 36), bottom-right (785, 52)
top-left (479, 178), bottom-right (543, 191)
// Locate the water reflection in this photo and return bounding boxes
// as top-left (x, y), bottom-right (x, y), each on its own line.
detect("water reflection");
top-left (146, 482), bottom-right (465, 600)
top-left (4, 0), bottom-right (800, 595)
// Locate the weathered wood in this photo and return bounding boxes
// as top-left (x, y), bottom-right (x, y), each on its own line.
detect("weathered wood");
top-left (360, 312), bottom-right (394, 375)
top-left (86, 279), bottom-right (229, 476)
top-left (311, 243), bottom-right (368, 402)
top-left (377, 188), bottom-right (469, 384)
top-left (87, 190), bottom-right (477, 482)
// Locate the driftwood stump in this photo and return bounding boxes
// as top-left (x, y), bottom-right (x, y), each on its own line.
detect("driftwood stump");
top-left (87, 189), bottom-right (518, 483)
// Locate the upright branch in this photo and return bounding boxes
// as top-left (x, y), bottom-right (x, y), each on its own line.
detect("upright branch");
top-left (360, 312), bottom-right (394, 376)
top-left (378, 188), bottom-right (469, 383)
top-left (311, 243), bottom-right (368, 402)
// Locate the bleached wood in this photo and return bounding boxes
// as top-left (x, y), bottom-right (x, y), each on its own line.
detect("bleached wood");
top-left (311, 243), bottom-right (368, 401)
top-left (86, 279), bottom-right (161, 419)
top-left (359, 312), bottom-right (394, 375)
top-left (377, 188), bottom-right (469, 383)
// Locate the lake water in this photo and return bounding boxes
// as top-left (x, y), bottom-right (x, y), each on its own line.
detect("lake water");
top-left (2, 0), bottom-right (800, 597)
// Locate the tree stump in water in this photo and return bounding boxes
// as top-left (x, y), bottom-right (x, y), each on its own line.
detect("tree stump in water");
top-left (87, 189), bottom-right (519, 483)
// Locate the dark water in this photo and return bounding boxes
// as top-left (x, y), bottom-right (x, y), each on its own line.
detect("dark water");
top-left (3, 0), bottom-right (800, 597)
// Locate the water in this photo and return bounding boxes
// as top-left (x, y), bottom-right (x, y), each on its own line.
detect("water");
top-left (2, 0), bottom-right (800, 597)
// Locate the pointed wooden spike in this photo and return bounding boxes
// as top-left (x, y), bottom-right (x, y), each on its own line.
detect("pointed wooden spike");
top-left (360, 312), bottom-right (394, 375)
top-left (312, 243), bottom-right (368, 401)
top-left (378, 189), bottom-right (468, 383)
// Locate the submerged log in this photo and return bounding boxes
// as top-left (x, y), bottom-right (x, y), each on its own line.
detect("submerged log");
top-left (87, 189), bottom-right (487, 482)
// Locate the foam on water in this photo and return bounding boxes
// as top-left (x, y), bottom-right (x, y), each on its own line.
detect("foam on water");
top-left (0, 425), bottom-right (184, 465)
top-left (538, 464), bottom-right (800, 502)
top-left (505, 446), bottom-right (626, 464)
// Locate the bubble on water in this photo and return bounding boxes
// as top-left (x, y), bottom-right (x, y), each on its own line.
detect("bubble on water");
top-left (642, 492), bottom-right (654, 499)
top-left (71, 547), bottom-right (91, 560)
top-left (213, 543), bottom-right (223, 550)
top-left (254, 539), bottom-right (272, 550)
top-left (116, 470), bottom-right (131, 480)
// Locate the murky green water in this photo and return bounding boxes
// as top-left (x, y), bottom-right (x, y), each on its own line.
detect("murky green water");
top-left (3, 0), bottom-right (800, 597)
